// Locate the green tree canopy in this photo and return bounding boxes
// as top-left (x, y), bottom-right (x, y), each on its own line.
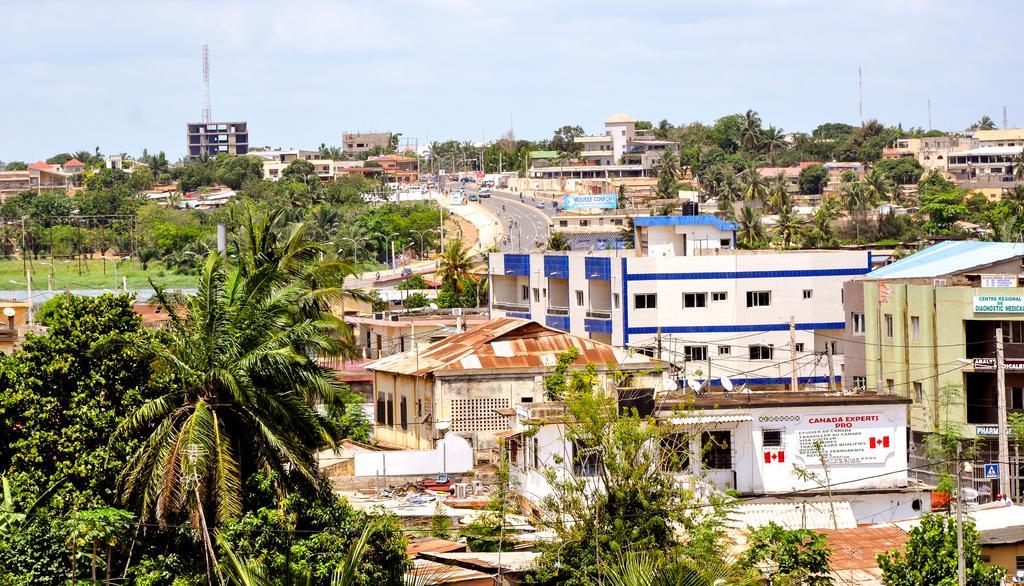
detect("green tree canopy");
top-left (877, 513), bottom-right (1003, 586)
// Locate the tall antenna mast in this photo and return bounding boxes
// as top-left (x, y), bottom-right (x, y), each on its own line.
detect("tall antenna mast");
top-left (928, 99), bottom-right (932, 131)
top-left (1004, 106), bottom-right (1009, 129)
top-left (202, 44), bottom-right (212, 123)
top-left (858, 66), bottom-right (863, 124)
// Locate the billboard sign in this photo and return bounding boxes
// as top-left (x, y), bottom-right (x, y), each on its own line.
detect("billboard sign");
top-left (562, 193), bottom-right (617, 210)
top-left (974, 295), bottom-right (1024, 313)
top-left (795, 413), bottom-right (894, 465)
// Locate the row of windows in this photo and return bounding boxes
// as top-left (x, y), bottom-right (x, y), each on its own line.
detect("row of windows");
top-left (682, 344), bottom-right (779, 361)
top-left (851, 312), bottom-right (922, 341)
top-left (635, 289), bottom-right (814, 311)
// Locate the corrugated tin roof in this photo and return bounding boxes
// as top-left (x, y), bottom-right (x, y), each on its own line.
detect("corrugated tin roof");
top-left (366, 318), bottom-right (662, 376)
top-left (867, 240), bottom-right (1024, 280)
top-left (817, 525), bottom-right (909, 574)
top-left (728, 501), bottom-right (858, 530)
top-left (633, 215), bottom-right (738, 231)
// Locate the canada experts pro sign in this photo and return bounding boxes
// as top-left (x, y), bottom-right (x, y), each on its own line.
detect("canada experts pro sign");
top-left (795, 414), bottom-right (894, 465)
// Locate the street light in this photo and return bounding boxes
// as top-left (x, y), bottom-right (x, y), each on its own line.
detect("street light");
top-left (341, 237), bottom-right (368, 263)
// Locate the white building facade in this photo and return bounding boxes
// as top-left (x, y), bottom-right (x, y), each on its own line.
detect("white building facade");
top-left (507, 394), bottom-right (919, 524)
top-left (489, 215), bottom-right (872, 390)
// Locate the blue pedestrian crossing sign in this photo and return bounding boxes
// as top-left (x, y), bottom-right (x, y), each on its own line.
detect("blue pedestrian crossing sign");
top-left (985, 463), bottom-right (1000, 479)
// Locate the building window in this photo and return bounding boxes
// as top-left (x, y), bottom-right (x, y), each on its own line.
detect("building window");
top-left (684, 345), bottom-right (708, 361)
top-left (702, 431), bottom-right (732, 469)
top-left (1012, 387), bottom-right (1024, 410)
top-left (852, 312), bottom-right (866, 334)
top-left (559, 220), bottom-right (568, 227)
top-left (852, 376), bottom-right (867, 389)
top-left (914, 382), bottom-right (923, 402)
top-left (683, 292), bottom-right (707, 308)
top-left (795, 343), bottom-right (805, 353)
top-left (575, 290), bottom-right (584, 306)
top-left (718, 345), bottom-right (731, 355)
top-left (803, 289), bottom-right (813, 300)
top-left (749, 344), bottom-right (774, 360)
top-left (533, 288), bottom-right (540, 302)
top-left (1017, 555), bottom-right (1024, 573)
top-left (533, 437), bottom-right (539, 469)
top-left (885, 314), bottom-right (894, 338)
top-left (520, 396), bottom-right (533, 403)
top-left (746, 291), bottom-right (771, 307)
top-left (579, 220), bottom-right (589, 227)
top-left (634, 293), bottom-right (657, 309)
top-left (659, 433), bottom-right (690, 472)
top-left (886, 379), bottom-right (894, 394)
top-left (400, 397), bottom-right (408, 430)
top-left (720, 238), bottom-right (731, 247)
top-left (520, 285), bottom-right (529, 300)
top-left (612, 293), bottom-right (620, 310)
top-left (762, 429), bottom-right (783, 448)
top-left (572, 440), bottom-right (601, 477)
top-left (911, 316), bottom-right (920, 341)
top-left (386, 394), bottom-right (394, 425)
top-left (712, 292), bottom-right (727, 302)
top-left (375, 394), bottom-right (387, 425)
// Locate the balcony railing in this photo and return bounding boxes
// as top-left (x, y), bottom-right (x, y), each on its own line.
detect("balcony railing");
top-left (547, 304), bottom-right (569, 316)
top-left (586, 309), bottom-right (612, 319)
top-left (493, 300), bottom-right (530, 312)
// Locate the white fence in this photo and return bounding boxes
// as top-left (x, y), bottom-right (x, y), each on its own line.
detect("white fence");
top-left (353, 433), bottom-right (474, 478)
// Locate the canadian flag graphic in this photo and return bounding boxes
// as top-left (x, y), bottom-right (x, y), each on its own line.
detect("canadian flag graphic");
top-left (764, 450), bottom-right (785, 463)
top-left (869, 436), bottom-right (890, 449)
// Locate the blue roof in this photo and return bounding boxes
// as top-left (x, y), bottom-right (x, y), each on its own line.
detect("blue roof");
top-left (867, 240), bottom-right (1024, 280)
top-left (633, 214), bottom-right (738, 231)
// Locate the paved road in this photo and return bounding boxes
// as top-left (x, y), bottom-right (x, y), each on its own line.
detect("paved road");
top-left (472, 187), bottom-right (552, 251)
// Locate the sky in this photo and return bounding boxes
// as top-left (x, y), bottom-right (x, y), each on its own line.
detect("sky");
top-left (1, 0), bottom-right (1021, 162)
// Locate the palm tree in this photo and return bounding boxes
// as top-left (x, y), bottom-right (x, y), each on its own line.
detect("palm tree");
top-left (767, 172), bottom-right (792, 214)
top-left (739, 167), bottom-right (768, 203)
top-left (604, 551), bottom-right (760, 586)
top-left (841, 181), bottom-right (869, 240)
top-left (862, 168), bottom-right (894, 204)
top-left (773, 205), bottom-right (804, 249)
top-left (738, 206), bottom-right (768, 249)
top-left (1014, 154), bottom-right (1024, 183)
top-left (761, 125), bottom-right (787, 164)
top-left (437, 240), bottom-right (473, 292)
top-left (969, 116), bottom-right (997, 131)
top-left (740, 109), bottom-right (763, 151)
top-left (547, 231), bottom-right (571, 251)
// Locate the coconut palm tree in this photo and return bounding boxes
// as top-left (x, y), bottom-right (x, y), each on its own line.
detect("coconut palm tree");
top-left (740, 109), bottom-right (763, 151)
top-left (437, 240), bottom-right (474, 292)
top-left (604, 551), bottom-right (760, 586)
top-left (1014, 154), bottom-right (1024, 182)
top-left (739, 167), bottom-right (768, 203)
top-left (862, 168), bottom-right (894, 204)
top-left (738, 205), bottom-right (768, 249)
top-left (969, 116), bottom-right (997, 131)
top-left (841, 181), bottom-right (870, 240)
top-left (773, 205), bottom-right (804, 249)
top-left (761, 125), bottom-right (787, 164)
top-left (768, 172), bottom-right (792, 214)
top-left (547, 231), bottom-right (571, 251)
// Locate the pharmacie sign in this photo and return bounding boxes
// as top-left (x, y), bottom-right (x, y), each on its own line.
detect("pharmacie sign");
top-left (796, 414), bottom-right (893, 465)
top-left (974, 295), bottom-right (1024, 313)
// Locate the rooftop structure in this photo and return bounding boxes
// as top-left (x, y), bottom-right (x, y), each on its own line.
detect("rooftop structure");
top-left (342, 131), bottom-right (392, 155)
top-left (186, 121), bottom-right (249, 159)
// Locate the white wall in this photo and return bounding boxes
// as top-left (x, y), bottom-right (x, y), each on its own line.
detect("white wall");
top-left (353, 433), bottom-right (473, 477)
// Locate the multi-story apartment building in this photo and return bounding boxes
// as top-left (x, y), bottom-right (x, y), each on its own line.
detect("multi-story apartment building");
top-left (0, 161), bottom-right (74, 201)
top-left (529, 114), bottom-right (678, 180)
top-left (843, 241), bottom-right (1024, 499)
top-left (489, 214), bottom-right (871, 391)
top-left (883, 136), bottom-right (975, 174)
top-left (186, 121), bottom-right (249, 159)
top-left (342, 132), bottom-right (392, 155)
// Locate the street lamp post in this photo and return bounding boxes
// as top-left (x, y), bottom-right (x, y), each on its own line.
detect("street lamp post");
top-left (341, 237), bottom-right (368, 264)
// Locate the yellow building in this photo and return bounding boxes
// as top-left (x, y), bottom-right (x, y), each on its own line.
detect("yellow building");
top-left (0, 301), bottom-right (33, 354)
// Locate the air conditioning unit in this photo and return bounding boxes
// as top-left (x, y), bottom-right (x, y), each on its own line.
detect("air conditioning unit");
top-left (452, 483), bottom-right (469, 499)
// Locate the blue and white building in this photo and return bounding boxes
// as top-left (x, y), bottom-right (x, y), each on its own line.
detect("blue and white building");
top-left (488, 215), bottom-right (872, 390)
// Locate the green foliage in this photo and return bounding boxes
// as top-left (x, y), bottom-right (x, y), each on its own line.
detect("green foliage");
top-left (396, 274), bottom-right (428, 290)
top-left (4, 161), bottom-right (27, 171)
top-left (739, 522), bottom-right (832, 585)
top-left (402, 292), bottom-right (431, 309)
top-left (429, 502), bottom-right (452, 539)
top-left (136, 204), bottom-right (211, 257)
top-left (877, 513), bottom-right (1003, 586)
top-left (547, 231), bottom-right (570, 251)
top-left (737, 205), bottom-right (768, 249)
top-left (794, 164), bottom-right (827, 194)
top-left (550, 125), bottom-right (585, 156)
top-left (875, 156), bottom-right (924, 185)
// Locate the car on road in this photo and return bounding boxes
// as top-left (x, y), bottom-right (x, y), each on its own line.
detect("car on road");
top-left (481, 180), bottom-right (494, 187)
top-left (468, 193), bottom-right (479, 202)
top-left (536, 200), bottom-right (545, 208)
top-left (479, 188), bottom-right (491, 197)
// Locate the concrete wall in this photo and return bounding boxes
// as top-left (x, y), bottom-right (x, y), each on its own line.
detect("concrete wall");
top-left (353, 433), bottom-right (473, 477)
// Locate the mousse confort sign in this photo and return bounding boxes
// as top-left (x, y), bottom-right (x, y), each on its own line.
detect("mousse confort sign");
top-left (562, 193), bottom-right (617, 210)
top-left (974, 295), bottom-right (1024, 313)
top-left (795, 414), bottom-right (894, 465)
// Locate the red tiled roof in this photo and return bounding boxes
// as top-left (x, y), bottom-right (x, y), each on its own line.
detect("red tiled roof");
top-left (816, 525), bottom-right (909, 572)
top-left (29, 160), bottom-right (56, 171)
top-left (63, 159), bottom-right (85, 168)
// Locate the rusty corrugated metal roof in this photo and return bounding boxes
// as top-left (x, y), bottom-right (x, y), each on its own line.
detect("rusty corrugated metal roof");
top-left (817, 525), bottom-right (908, 575)
top-left (366, 317), bottom-right (663, 376)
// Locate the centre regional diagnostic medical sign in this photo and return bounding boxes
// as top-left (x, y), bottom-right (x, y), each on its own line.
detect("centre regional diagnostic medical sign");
top-left (796, 414), bottom-right (893, 465)
top-left (974, 295), bottom-right (1024, 313)
top-left (562, 193), bottom-right (617, 210)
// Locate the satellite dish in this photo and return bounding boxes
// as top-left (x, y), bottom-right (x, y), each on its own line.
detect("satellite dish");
top-left (737, 385), bottom-right (751, 394)
top-left (687, 378), bottom-right (704, 393)
top-left (721, 376), bottom-right (734, 392)
top-left (664, 378), bottom-right (678, 391)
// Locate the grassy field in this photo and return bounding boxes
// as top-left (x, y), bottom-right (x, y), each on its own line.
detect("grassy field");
top-left (0, 258), bottom-right (197, 292)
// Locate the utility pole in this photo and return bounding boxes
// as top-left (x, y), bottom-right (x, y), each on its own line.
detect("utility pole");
top-left (25, 267), bottom-right (33, 327)
top-left (826, 343), bottom-right (837, 393)
top-left (789, 316), bottom-right (799, 392)
top-left (997, 327), bottom-right (1010, 498)
top-left (955, 441), bottom-right (966, 586)
top-left (656, 326), bottom-right (662, 360)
